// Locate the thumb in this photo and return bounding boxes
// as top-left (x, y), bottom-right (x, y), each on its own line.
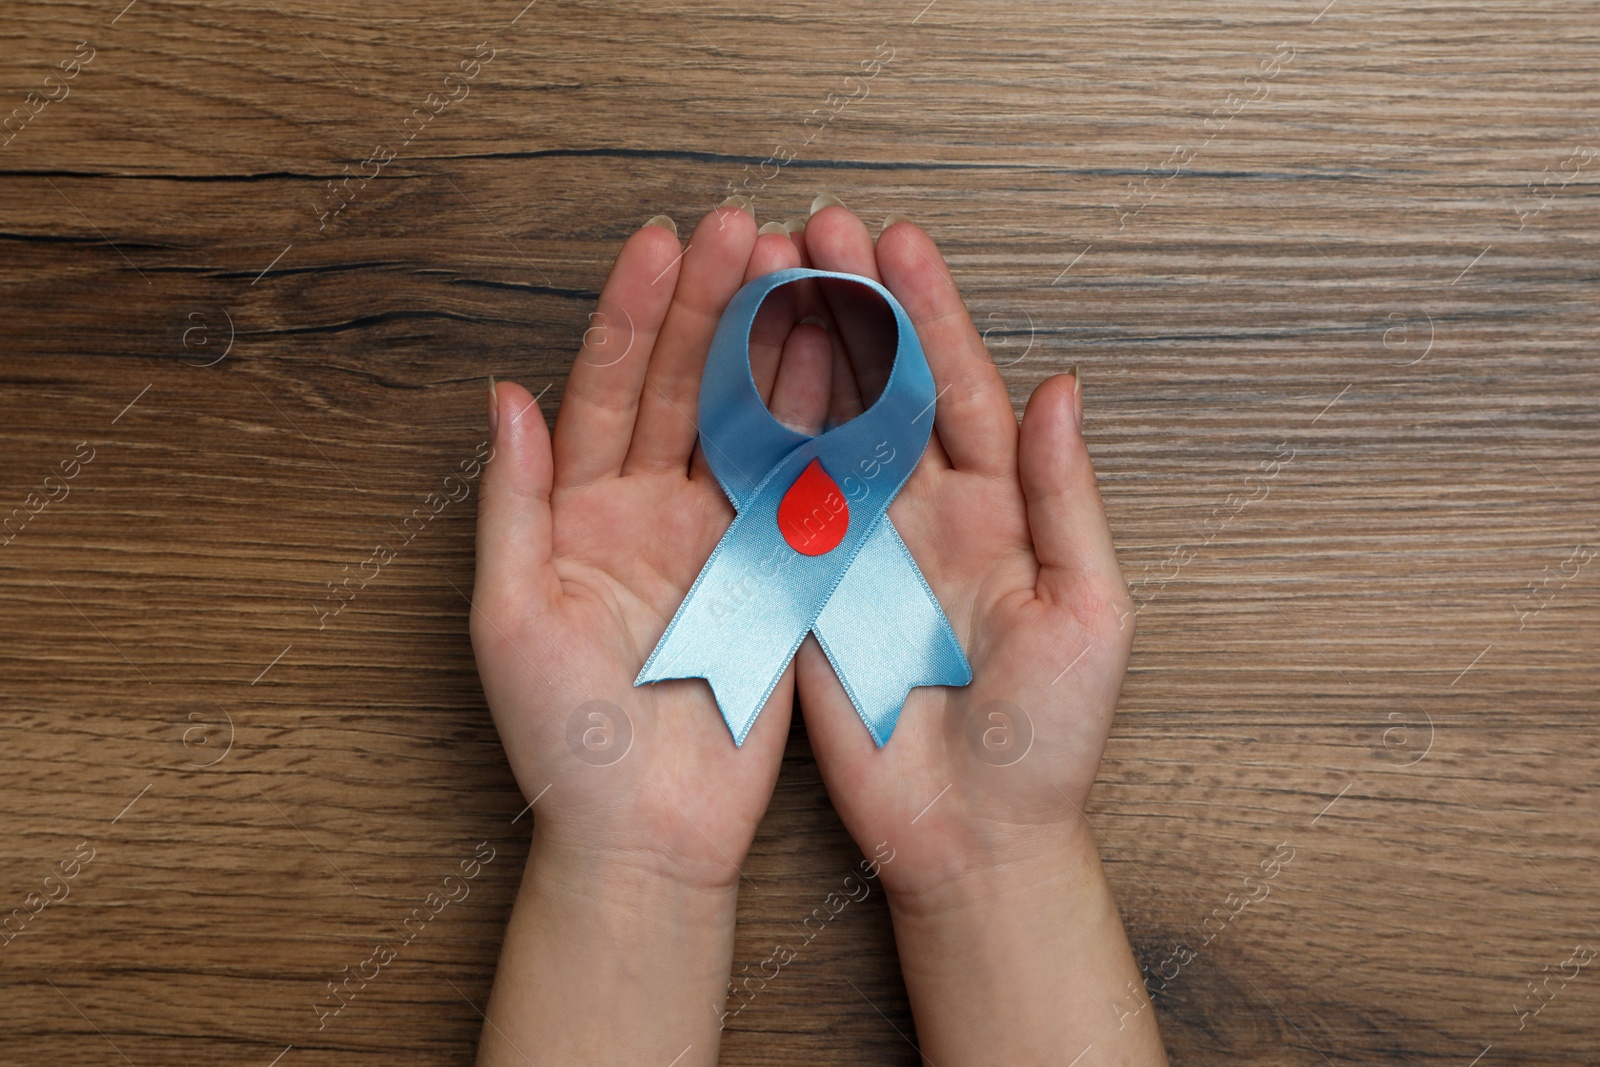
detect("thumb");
top-left (474, 379), bottom-right (560, 623)
top-left (1018, 371), bottom-right (1124, 611)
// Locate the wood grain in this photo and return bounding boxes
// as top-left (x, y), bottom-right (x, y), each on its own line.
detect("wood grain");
top-left (2, 0), bottom-right (1597, 1063)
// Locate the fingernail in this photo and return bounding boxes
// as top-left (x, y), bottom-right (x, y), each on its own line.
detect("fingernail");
top-left (720, 194), bottom-right (755, 218)
top-left (487, 376), bottom-right (500, 441)
top-left (757, 220), bottom-right (789, 235)
top-left (799, 315), bottom-right (830, 330)
top-left (810, 193), bottom-right (846, 216)
top-left (1067, 365), bottom-right (1082, 430)
top-left (783, 217), bottom-right (808, 234)
top-left (645, 214), bottom-right (677, 237)
top-left (882, 212), bottom-right (912, 231)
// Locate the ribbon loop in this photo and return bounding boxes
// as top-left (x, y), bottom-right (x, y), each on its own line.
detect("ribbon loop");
top-left (635, 268), bottom-right (971, 746)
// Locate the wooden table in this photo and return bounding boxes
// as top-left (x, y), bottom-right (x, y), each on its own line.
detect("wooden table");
top-left (3, 0), bottom-right (1596, 1063)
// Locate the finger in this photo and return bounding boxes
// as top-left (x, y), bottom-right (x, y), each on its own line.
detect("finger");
top-left (746, 227), bottom-right (804, 404)
top-left (1018, 372), bottom-right (1123, 608)
top-left (767, 323), bottom-right (832, 434)
top-left (804, 197), bottom-right (895, 408)
top-left (785, 216), bottom-right (812, 268)
top-left (778, 213), bottom-right (855, 422)
top-left (624, 200), bottom-right (759, 476)
top-left (800, 209), bottom-right (948, 468)
top-left (687, 226), bottom-right (805, 490)
top-left (826, 326), bottom-right (865, 427)
top-left (782, 217), bottom-right (835, 323)
top-left (877, 217), bottom-right (1019, 478)
top-left (475, 380), bottom-right (560, 621)
top-left (551, 217), bottom-right (685, 489)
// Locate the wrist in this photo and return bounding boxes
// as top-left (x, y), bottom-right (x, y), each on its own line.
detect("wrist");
top-left (476, 827), bottom-right (742, 1066)
top-left (527, 823), bottom-right (742, 921)
top-left (881, 819), bottom-right (1167, 1064)
top-left (528, 787), bottom-right (758, 895)
top-left (882, 816), bottom-right (1103, 925)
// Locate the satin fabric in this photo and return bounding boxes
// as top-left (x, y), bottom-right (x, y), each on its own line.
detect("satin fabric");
top-left (635, 268), bottom-right (971, 746)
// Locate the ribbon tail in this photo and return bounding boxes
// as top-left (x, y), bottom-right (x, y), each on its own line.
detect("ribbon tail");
top-left (636, 650), bottom-right (789, 747)
top-left (811, 521), bottom-right (972, 747)
top-left (635, 518), bottom-right (814, 746)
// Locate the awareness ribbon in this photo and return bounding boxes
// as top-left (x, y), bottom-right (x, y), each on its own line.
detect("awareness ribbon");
top-left (634, 268), bottom-right (971, 746)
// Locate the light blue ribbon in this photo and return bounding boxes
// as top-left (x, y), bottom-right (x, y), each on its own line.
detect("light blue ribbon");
top-left (634, 268), bottom-right (971, 746)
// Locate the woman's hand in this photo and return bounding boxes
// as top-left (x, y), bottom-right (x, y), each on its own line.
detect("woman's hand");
top-left (788, 201), bottom-right (1131, 900)
top-left (473, 201), bottom-right (790, 889)
top-left (788, 200), bottom-right (1167, 1063)
top-left (469, 199), bottom-right (830, 1066)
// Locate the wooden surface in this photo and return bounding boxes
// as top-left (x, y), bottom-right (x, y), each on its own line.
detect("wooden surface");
top-left (2, 0), bottom-right (1597, 1063)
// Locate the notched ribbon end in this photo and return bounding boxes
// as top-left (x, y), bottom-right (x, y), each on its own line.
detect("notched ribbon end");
top-left (820, 627), bottom-right (973, 750)
top-left (633, 661), bottom-right (768, 748)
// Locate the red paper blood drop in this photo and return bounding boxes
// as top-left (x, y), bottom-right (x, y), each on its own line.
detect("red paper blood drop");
top-left (777, 458), bottom-right (850, 555)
